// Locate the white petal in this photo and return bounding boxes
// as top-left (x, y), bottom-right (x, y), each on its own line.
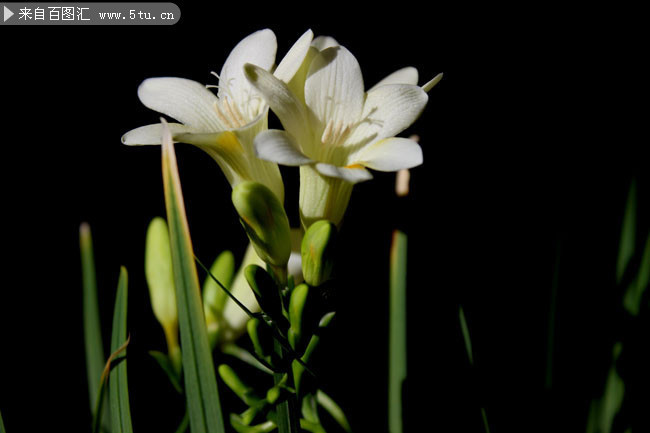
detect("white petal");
top-left (315, 162), bottom-right (373, 184)
top-left (353, 137), bottom-right (423, 171)
top-left (311, 36), bottom-right (339, 51)
top-left (138, 77), bottom-right (223, 131)
top-left (422, 73), bottom-right (443, 92)
top-left (348, 84), bottom-right (428, 146)
top-left (244, 64), bottom-right (310, 144)
top-left (255, 130), bottom-right (314, 166)
top-left (369, 67), bottom-right (419, 91)
top-left (219, 29), bottom-right (277, 102)
top-left (305, 46), bottom-right (365, 138)
top-left (122, 123), bottom-right (195, 145)
top-left (274, 29), bottom-right (314, 83)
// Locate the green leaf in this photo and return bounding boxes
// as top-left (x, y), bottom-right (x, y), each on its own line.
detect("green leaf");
top-left (109, 267), bottom-right (133, 433)
top-left (0, 408), bottom-right (6, 433)
top-left (623, 235), bottom-right (650, 316)
top-left (161, 119), bottom-right (226, 433)
top-left (316, 390), bottom-right (352, 433)
top-left (80, 223), bottom-right (111, 433)
top-left (617, 181), bottom-right (636, 284)
top-left (389, 230), bottom-right (407, 433)
top-left (459, 306), bottom-right (473, 365)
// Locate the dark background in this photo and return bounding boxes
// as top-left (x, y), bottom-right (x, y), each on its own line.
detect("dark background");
top-left (1, 3), bottom-right (647, 432)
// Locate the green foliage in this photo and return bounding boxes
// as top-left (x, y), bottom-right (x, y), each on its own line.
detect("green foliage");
top-left (389, 230), bottom-right (407, 433)
top-left (162, 121), bottom-right (226, 433)
top-left (109, 267), bottom-right (133, 433)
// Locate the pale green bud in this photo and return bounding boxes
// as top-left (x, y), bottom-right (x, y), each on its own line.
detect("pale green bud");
top-left (202, 250), bottom-right (235, 347)
top-left (145, 217), bottom-right (179, 355)
top-left (232, 181), bottom-right (291, 268)
top-left (301, 220), bottom-right (337, 286)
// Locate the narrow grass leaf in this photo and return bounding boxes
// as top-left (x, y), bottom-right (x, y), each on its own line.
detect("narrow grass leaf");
top-left (80, 223), bottom-right (111, 433)
top-left (109, 267), bottom-right (133, 433)
top-left (389, 230), bottom-right (407, 433)
top-left (617, 181), bottom-right (636, 284)
top-left (623, 235), bottom-right (650, 316)
top-left (459, 306), bottom-right (473, 365)
top-left (161, 119), bottom-right (225, 433)
top-left (0, 409), bottom-right (6, 433)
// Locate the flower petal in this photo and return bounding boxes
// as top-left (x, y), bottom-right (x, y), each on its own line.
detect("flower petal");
top-left (138, 77), bottom-right (223, 131)
top-left (348, 84), bottom-right (428, 146)
top-left (219, 29), bottom-right (277, 103)
top-left (244, 63), bottom-right (311, 145)
top-left (122, 123), bottom-right (195, 145)
top-left (369, 67), bottom-right (419, 91)
top-left (305, 46), bottom-right (365, 138)
top-left (254, 130), bottom-right (314, 166)
top-left (311, 36), bottom-right (339, 51)
top-left (273, 29), bottom-right (314, 83)
top-left (353, 137), bottom-right (423, 172)
top-left (315, 162), bottom-right (373, 184)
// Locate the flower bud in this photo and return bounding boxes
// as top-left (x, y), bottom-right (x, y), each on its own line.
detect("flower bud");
top-left (218, 364), bottom-right (260, 406)
top-left (245, 265), bottom-right (283, 322)
top-left (247, 317), bottom-right (273, 361)
top-left (203, 250), bottom-right (235, 348)
top-left (301, 220), bottom-right (337, 286)
top-left (145, 217), bottom-right (179, 358)
top-left (232, 181), bottom-right (291, 268)
top-left (288, 283), bottom-right (319, 353)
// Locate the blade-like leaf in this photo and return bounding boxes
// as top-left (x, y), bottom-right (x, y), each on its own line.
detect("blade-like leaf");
top-left (389, 230), bottom-right (407, 433)
top-left (617, 181), bottom-right (636, 284)
top-left (109, 267), bottom-right (133, 433)
top-left (623, 235), bottom-right (650, 316)
top-left (161, 119), bottom-right (225, 433)
top-left (459, 306), bottom-right (473, 365)
top-left (0, 409), bottom-right (6, 433)
top-left (80, 223), bottom-right (111, 432)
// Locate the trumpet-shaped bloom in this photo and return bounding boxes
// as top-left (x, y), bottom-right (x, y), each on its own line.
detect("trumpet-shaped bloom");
top-left (122, 29), bottom-right (314, 202)
top-left (245, 40), bottom-right (440, 227)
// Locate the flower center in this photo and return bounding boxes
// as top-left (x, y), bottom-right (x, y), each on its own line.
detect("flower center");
top-left (213, 96), bottom-right (248, 129)
top-left (321, 118), bottom-right (352, 147)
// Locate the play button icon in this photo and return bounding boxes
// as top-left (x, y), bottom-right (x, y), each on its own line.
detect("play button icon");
top-left (3, 5), bottom-right (14, 22)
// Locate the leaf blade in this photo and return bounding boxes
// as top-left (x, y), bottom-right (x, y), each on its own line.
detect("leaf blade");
top-left (389, 230), bottom-right (407, 433)
top-left (109, 267), bottom-right (133, 433)
top-left (161, 119), bottom-right (225, 433)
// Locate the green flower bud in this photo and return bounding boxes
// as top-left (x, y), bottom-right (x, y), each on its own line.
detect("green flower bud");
top-left (203, 250), bottom-right (235, 347)
top-left (218, 364), bottom-right (260, 407)
top-left (247, 317), bottom-right (273, 360)
top-left (288, 283), bottom-right (319, 353)
top-left (301, 220), bottom-right (337, 286)
top-left (145, 217), bottom-right (179, 361)
top-left (232, 181), bottom-right (291, 269)
top-left (245, 265), bottom-right (283, 322)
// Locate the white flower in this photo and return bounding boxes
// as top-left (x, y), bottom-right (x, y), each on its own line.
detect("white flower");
top-left (244, 38), bottom-right (441, 226)
top-left (122, 29), bottom-right (314, 202)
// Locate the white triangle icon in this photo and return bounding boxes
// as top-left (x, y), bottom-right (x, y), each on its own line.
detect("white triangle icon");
top-left (4, 5), bottom-right (14, 22)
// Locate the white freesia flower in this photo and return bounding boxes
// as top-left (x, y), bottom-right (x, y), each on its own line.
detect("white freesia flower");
top-left (122, 29), bottom-right (314, 202)
top-left (244, 39), bottom-right (441, 227)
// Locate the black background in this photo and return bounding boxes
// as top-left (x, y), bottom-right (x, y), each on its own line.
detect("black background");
top-left (0, 3), bottom-right (648, 432)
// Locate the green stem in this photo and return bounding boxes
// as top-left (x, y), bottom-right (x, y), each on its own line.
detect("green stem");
top-left (273, 340), bottom-right (301, 433)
